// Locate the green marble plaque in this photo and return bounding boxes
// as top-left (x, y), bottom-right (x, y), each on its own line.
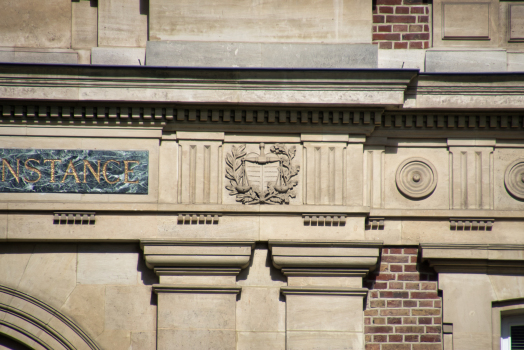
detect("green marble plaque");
top-left (0, 149), bottom-right (148, 194)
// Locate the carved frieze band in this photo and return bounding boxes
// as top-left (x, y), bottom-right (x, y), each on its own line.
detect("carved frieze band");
top-left (225, 143), bottom-right (299, 205)
top-left (2, 104), bottom-right (524, 130)
top-left (395, 157), bottom-right (438, 199)
top-left (505, 159), bottom-right (524, 200)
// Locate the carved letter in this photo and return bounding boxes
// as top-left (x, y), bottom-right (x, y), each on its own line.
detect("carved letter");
top-left (24, 158), bottom-right (41, 183)
top-left (61, 160), bottom-right (81, 183)
top-left (44, 159), bottom-right (62, 183)
top-left (103, 160), bottom-right (120, 184)
top-left (124, 160), bottom-right (139, 184)
top-left (83, 160), bottom-right (101, 183)
top-left (2, 159), bottom-right (20, 183)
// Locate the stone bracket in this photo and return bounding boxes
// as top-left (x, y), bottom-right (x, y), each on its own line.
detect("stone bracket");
top-left (450, 218), bottom-right (494, 231)
top-left (303, 214), bottom-right (346, 226)
top-left (177, 213), bottom-right (220, 225)
top-left (366, 217), bottom-right (384, 230)
top-left (53, 211), bottom-right (95, 225)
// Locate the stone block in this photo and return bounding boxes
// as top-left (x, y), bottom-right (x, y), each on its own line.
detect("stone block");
top-left (145, 41), bottom-right (378, 68)
top-left (105, 286), bottom-right (156, 331)
top-left (131, 331), bottom-right (156, 350)
top-left (60, 285), bottom-right (105, 338)
top-left (286, 331), bottom-right (363, 350)
top-left (236, 287), bottom-right (285, 332)
top-left (378, 49), bottom-right (426, 71)
top-left (98, 0), bottom-right (147, 47)
top-left (507, 52), bottom-right (524, 71)
top-left (91, 47), bottom-right (146, 66)
top-left (236, 332), bottom-right (285, 350)
top-left (157, 293), bottom-right (236, 330)
top-left (77, 244), bottom-right (139, 285)
top-left (425, 50), bottom-right (507, 72)
top-left (16, 244), bottom-right (77, 309)
top-left (236, 245), bottom-right (287, 287)
top-left (286, 295), bottom-right (364, 332)
top-left (149, 0), bottom-right (371, 44)
top-left (158, 329), bottom-right (236, 350)
top-left (72, 1), bottom-right (98, 49)
top-left (0, 0), bottom-right (71, 48)
top-left (0, 49), bottom-right (78, 64)
top-left (0, 243), bottom-right (34, 288)
top-left (95, 330), bottom-right (131, 350)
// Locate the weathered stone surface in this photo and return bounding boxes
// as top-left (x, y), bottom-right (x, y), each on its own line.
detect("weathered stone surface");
top-left (0, 48), bottom-right (78, 64)
top-left (72, 1), bottom-right (98, 49)
top-left (92, 47), bottom-right (146, 66)
top-left (105, 286), bottom-right (156, 331)
top-left (425, 49), bottom-right (507, 72)
top-left (378, 49), bottom-right (426, 71)
top-left (77, 244), bottom-right (139, 285)
top-left (0, 0), bottom-right (71, 48)
top-left (146, 41), bottom-right (377, 68)
top-left (98, 0), bottom-right (147, 47)
top-left (60, 285), bottom-right (105, 338)
top-left (149, 0), bottom-right (371, 43)
top-left (16, 244), bottom-right (77, 309)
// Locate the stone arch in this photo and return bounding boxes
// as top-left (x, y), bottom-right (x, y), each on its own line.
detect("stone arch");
top-left (0, 284), bottom-right (100, 350)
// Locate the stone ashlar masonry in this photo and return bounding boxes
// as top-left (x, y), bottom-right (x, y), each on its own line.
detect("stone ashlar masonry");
top-left (373, 0), bottom-right (430, 49)
top-left (364, 248), bottom-right (442, 350)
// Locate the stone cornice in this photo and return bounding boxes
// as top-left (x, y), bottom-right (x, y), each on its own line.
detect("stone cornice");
top-left (0, 64), bottom-right (416, 105)
top-left (420, 243), bottom-right (524, 274)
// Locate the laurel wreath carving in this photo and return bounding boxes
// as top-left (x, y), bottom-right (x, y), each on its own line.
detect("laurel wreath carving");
top-left (225, 144), bottom-right (300, 204)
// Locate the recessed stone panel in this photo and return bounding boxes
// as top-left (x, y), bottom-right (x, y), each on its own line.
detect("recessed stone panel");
top-left (443, 3), bottom-right (490, 39)
top-left (510, 5), bottom-right (524, 41)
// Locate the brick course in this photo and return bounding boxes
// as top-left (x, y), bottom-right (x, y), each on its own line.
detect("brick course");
top-left (373, 0), bottom-right (430, 49)
top-left (364, 247), bottom-right (442, 350)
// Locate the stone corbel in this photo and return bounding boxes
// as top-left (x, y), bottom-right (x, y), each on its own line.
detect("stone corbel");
top-left (140, 239), bottom-right (255, 282)
top-left (268, 240), bottom-right (382, 349)
top-left (140, 239), bottom-right (255, 350)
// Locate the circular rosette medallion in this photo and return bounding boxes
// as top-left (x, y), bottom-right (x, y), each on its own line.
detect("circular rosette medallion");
top-left (504, 159), bottom-right (524, 200)
top-left (395, 157), bottom-right (438, 200)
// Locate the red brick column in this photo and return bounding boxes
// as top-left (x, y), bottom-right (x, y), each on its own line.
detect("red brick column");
top-left (364, 247), bottom-right (442, 350)
top-left (373, 0), bottom-right (431, 49)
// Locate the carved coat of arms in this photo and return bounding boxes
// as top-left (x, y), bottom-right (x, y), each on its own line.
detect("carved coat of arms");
top-left (225, 143), bottom-right (300, 204)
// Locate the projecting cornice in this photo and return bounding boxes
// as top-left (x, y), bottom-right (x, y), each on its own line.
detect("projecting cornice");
top-left (0, 63), bottom-right (417, 106)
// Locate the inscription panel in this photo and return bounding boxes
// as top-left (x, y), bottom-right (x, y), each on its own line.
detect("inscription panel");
top-left (0, 149), bottom-right (148, 194)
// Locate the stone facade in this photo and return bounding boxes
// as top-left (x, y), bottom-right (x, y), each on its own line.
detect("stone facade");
top-left (1, 1), bottom-right (524, 350)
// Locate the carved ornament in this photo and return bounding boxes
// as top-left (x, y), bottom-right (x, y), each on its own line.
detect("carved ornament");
top-left (395, 157), bottom-right (437, 199)
top-left (225, 143), bottom-right (300, 204)
top-left (505, 159), bottom-right (524, 200)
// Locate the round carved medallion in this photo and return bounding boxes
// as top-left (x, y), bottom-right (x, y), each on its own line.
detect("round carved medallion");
top-left (395, 157), bottom-right (438, 200)
top-left (504, 159), bottom-right (524, 200)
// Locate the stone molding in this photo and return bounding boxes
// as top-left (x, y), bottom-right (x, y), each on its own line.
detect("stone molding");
top-left (152, 284), bottom-right (242, 294)
top-left (140, 239), bottom-right (256, 270)
top-left (0, 284), bottom-right (101, 350)
top-left (280, 286), bottom-right (368, 296)
top-left (449, 218), bottom-right (494, 230)
top-left (421, 243), bottom-right (524, 273)
top-left (268, 240), bottom-right (382, 271)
